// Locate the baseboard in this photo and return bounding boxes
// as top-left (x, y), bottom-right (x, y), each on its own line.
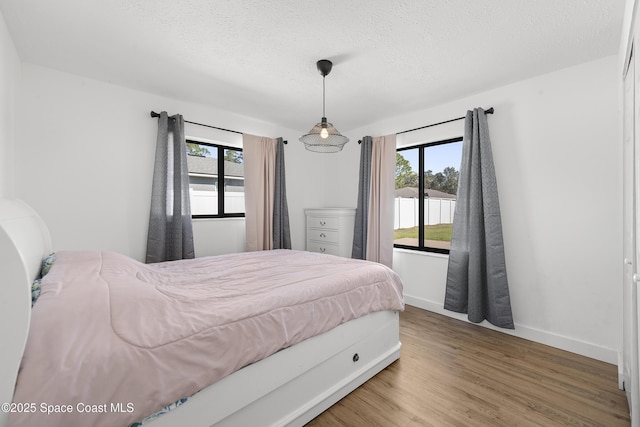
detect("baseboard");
top-left (619, 351), bottom-right (626, 391)
top-left (404, 294), bottom-right (618, 365)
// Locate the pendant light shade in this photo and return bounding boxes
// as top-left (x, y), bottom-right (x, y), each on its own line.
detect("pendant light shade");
top-left (299, 60), bottom-right (349, 153)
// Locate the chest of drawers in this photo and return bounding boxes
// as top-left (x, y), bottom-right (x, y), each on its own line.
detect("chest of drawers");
top-left (304, 208), bottom-right (356, 258)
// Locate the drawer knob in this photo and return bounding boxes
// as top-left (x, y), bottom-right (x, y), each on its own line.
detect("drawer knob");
top-left (320, 247), bottom-right (326, 253)
top-left (320, 221), bottom-right (326, 226)
top-left (320, 233), bottom-right (326, 238)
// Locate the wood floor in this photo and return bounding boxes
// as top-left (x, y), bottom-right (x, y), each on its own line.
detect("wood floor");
top-left (307, 305), bottom-right (630, 426)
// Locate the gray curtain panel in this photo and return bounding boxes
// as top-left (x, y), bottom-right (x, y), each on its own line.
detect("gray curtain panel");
top-left (146, 111), bottom-right (195, 263)
top-left (352, 136), bottom-right (373, 259)
top-left (273, 137), bottom-right (291, 249)
top-left (444, 108), bottom-right (514, 329)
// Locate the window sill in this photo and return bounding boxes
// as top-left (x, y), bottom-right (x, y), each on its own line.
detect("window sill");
top-left (393, 247), bottom-right (449, 259)
top-left (192, 217), bottom-right (245, 222)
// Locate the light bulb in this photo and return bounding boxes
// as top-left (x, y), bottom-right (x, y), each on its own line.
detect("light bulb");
top-left (320, 128), bottom-right (329, 139)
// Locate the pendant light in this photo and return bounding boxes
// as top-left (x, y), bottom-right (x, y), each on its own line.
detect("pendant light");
top-left (299, 59), bottom-right (349, 153)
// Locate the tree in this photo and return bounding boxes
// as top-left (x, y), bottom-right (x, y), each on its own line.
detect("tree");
top-left (224, 150), bottom-right (243, 164)
top-left (439, 166), bottom-right (459, 195)
top-left (395, 152), bottom-right (459, 195)
top-left (186, 142), bottom-right (211, 157)
top-left (396, 153), bottom-right (418, 189)
top-left (425, 166), bottom-right (459, 195)
top-left (424, 169), bottom-right (435, 190)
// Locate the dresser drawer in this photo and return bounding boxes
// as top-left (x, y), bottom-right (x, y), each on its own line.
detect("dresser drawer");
top-left (307, 216), bottom-right (339, 229)
top-left (307, 241), bottom-right (340, 256)
top-left (304, 208), bottom-right (356, 259)
top-left (307, 229), bottom-right (339, 243)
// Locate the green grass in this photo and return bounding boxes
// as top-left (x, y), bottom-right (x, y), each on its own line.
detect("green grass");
top-left (394, 223), bottom-right (453, 241)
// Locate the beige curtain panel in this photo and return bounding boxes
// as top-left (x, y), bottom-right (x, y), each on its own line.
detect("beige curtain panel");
top-left (366, 134), bottom-right (396, 268)
top-left (243, 134), bottom-right (277, 251)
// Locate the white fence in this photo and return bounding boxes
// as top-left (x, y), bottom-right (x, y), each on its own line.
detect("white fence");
top-left (189, 190), bottom-right (245, 215)
top-left (190, 192), bottom-right (453, 226)
top-left (394, 197), bottom-right (456, 229)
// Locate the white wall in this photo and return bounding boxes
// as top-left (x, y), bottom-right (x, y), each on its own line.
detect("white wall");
top-left (334, 56), bottom-right (622, 363)
top-left (15, 64), bottom-right (321, 261)
top-left (0, 8), bottom-right (20, 198)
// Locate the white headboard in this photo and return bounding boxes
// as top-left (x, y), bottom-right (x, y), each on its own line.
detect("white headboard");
top-left (0, 199), bottom-right (51, 426)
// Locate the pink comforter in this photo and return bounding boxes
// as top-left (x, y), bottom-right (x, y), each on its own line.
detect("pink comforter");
top-left (10, 250), bottom-right (404, 427)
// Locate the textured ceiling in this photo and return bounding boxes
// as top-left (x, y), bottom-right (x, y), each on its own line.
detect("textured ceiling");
top-left (0, 0), bottom-right (624, 133)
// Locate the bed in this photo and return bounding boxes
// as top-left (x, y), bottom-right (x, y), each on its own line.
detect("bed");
top-left (0, 199), bottom-right (404, 427)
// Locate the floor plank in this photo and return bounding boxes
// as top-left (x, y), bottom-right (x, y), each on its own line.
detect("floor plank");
top-left (306, 305), bottom-right (630, 426)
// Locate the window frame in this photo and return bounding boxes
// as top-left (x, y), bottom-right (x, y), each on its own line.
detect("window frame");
top-left (187, 139), bottom-right (245, 219)
top-left (394, 136), bottom-right (463, 255)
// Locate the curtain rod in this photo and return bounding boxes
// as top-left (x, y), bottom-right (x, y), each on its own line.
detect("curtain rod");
top-left (150, 111), bottom-right (287, 144)
top-left (358, 107), bottom-right (494, 144)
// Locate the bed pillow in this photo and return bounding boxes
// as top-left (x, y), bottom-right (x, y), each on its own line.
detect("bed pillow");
top-left (32, 253), bottom-right (55, 307)
top-left (31, 278), bottom-right (42, 307)
top-left (41, 253), bottom-right (56, 277)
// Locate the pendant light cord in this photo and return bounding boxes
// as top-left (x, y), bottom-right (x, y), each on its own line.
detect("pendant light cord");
top-left (322, 76), bottom-right (326, 118)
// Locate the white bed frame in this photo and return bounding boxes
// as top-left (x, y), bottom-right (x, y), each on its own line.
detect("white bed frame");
top-left (0, 199), bottom-right (401, 427)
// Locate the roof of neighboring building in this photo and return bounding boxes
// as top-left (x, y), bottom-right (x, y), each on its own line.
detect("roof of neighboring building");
top-left (187, 155), bottom-right (244, 178)
top-left (395, 187), bottom-right (456, 199)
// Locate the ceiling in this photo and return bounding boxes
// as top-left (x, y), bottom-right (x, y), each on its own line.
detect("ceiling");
top-left (0, 0), bottom-right (625, 133)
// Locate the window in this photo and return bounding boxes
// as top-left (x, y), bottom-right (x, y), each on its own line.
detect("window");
top-left (394, 137), bottom-right (463, 253)
top-left (186, 140), bottom-right (244, 218)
